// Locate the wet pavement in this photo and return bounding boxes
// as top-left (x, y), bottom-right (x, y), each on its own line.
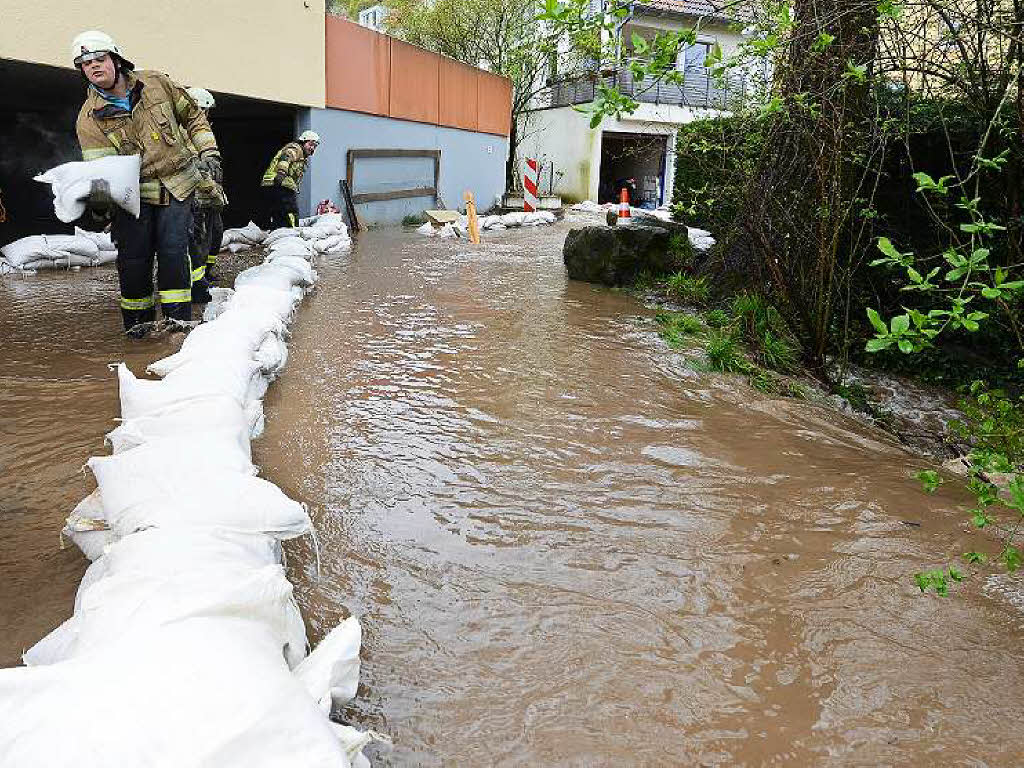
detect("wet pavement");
top-left (3, 220), bottom-right (1024, 765)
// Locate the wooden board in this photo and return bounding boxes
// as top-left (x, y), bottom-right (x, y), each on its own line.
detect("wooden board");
top-left (424, 209), bottom-right (460, 225)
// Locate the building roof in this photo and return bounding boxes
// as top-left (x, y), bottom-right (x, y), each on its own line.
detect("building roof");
top-left (634, 0), bottom-right (749, 23)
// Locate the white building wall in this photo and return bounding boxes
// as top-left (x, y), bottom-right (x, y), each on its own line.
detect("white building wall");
top-left (519, 103), bottom-right (724, 204)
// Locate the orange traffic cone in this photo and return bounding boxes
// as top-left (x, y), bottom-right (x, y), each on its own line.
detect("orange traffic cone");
top-left (618, 188), bottom-right (631, 221)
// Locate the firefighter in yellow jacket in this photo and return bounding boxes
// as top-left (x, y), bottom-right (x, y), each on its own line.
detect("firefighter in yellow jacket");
top-left (72, 30), bottom-right (221, 332)
top-left (260, 131), bottom-right (320, 230)
top-left (185, 86), bottom-right (227, 296)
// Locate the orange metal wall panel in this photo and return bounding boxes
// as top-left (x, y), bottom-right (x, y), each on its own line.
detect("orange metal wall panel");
top-left (477, 70), bottom-right (512, 136)
top-left (438, 57), bottom-right (479, 132)
top-left (389, 39), bottom-right (440, 125)
top-left (325, 16), bottom-right (390, 115)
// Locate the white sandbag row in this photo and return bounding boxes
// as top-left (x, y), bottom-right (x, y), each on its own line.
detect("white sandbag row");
top-left (416, 210), bottom-right (557, 239)
top-left (1, 230), bottom-right (118, 274)
top-left (1, 237), bottom-right (377, 767)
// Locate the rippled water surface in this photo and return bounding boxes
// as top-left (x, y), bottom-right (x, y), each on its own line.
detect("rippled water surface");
top-left (3, 222), bottom-right (1024, 765)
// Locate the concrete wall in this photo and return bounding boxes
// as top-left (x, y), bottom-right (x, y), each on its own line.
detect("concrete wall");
top-left (300, 108), bottom-right (508, 223)
top-left (2, 0), bottom-right (326, 107)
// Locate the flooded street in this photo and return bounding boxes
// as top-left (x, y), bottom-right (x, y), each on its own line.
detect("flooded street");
top-left (3, 221), bottom-right (1024, 765)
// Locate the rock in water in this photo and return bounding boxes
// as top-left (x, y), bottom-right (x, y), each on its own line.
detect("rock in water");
top-left (563, 225), bottom-right (689, 287)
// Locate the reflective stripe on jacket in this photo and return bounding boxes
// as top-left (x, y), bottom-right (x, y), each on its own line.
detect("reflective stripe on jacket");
top-left (76, 70), bottom-right (220, 205)
top-left (261, 141), bottom-right (306, 192)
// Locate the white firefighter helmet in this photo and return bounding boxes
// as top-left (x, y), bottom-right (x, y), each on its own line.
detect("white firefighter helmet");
top-left (71, 30), bottom-right (135, 71)
top-left (187, 87), bottom-right (216, 110)
top-left (298, 130), bottom-right (321, 144)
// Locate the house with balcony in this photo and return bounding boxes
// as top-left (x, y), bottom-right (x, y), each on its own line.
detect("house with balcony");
top-left (519, 0), bottom-right (752, 208)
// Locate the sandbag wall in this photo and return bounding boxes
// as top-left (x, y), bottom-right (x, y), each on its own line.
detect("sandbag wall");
top-left (0, 214), bottom-right (377, 767)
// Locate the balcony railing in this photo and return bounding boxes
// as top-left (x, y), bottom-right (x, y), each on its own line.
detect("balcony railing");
top-left (543, 67), bottom-right (747, 111)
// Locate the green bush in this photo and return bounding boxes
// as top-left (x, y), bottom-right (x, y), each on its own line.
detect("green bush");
top-left (666, 272), bottom-right (710, 305)
top-left (401, 213), bottom-right (427, 226)
top-left (704, 308), bottom-right (731, 328)
top-left (705, 329), bottom-right (749, 373)
top-left (655, 310), bottom-right (703, 348)
top-left (728, 293), bottom-right (801, 373)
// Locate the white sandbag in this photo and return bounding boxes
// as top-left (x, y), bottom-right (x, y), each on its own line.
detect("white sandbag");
top-left (94, 250), bottom-right (117, 265)
top-left (416, 223), bottom-right (436, 236)
top-left (267, 236), bottom-right (316, 257)
top-left (51, 252), bottom-right (98, 268)
top-left (0, 617), bottom-right (351, 768)
top-left (437, 223), bottom-right (458, 239)
top-left (313, 234), bottom-right (349, 253)
top-left (116, 360), bottom-right (264, 419)
top-left (501, 212), bottom-right (525, 227)
top-left (480, 215), bottom-right (502, 230)
top-left (293, 617), bottom-right (362, 715)
top-left (230, 284), bottom-right (301, 322)
top-left (571, 200), bottom-right (605, 213)
top-left (235, 263), bottom-right (313, 292)
top-left (89, 434), bottom-right (256, 490)
top-left (319, 240), bottom-right (352, 255)
top-left (263, 227), bottom-right (300, 245)
top-left (74, 227), bottom-right (116, 251)
top-left (87, 453), bottom-right (310, 538)
top-left (254, 331), bottom-right (289, 375)
top-left (202, 287), bottom-right (234, 321)
top-left (106, 396), bottom-right (251, 456)
top-left (238, 220), bottom-right (267, 243)
top-left (224, 241), bottom-right (249, 254)
top-left (34, 155), bottom-right (141, 222)
top-left (1, 236), bottom-right (48, 267)
top-left (264, 254), bottom-right (316, 284)
top-left (148, 308), bottom-right (286, 377)
top-left (45, 235), bottom-right (100, 259)
top-left (62, 489), bottom-right (116, 562)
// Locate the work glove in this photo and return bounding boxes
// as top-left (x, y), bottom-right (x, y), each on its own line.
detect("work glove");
top-left (85, 179), bottom-right (114, 224)
top-left (273, 172), bottom-right (287, 186)
top-left (198, 154), bottom-right (223, 184)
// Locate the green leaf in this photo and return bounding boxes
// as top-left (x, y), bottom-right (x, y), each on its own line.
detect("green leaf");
top-left (982, 286), bottom-right (1001, 299)
top-left (890, 314), bottom-right (910, 334)
top-left (865, 337), bottom-right (893, 352)
top-left (963, 551), bottom-right (987, 564)
top-left (1003, 546), bottom-right (1021, 572)
top-left (866, 307), bottom-right (888, 334)
top-left (916, 470), bottom-right (942, 493)
top-left (897, 338), bottom-right (913, 353)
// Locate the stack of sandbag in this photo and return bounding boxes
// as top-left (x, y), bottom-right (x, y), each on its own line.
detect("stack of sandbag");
top-left (220, 220), bottom-right (268, 254)
top-left (415, 210), bottom-right (556, 238)
top-left (261, 215), bottom-right (351, 257)
top-left (1, 232), bottom-right (117, 274)
top-left (1, 238), bottom-right (378, 767)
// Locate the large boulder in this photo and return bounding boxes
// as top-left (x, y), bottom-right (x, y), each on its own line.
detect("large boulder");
top-left (563, 224), bottom-right (688, 287)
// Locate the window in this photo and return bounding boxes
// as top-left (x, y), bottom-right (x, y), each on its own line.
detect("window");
top-left (358, 5), bottom-right (386, 31)
top-left (679, 41), bottom-right (711, 71)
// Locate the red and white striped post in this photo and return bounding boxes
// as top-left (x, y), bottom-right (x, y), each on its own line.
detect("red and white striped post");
top-left (523, 158), bottom-right (539, 212)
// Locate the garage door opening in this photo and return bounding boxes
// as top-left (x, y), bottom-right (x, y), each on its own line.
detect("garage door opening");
top-left (598, 131), bottom-right (668, 209)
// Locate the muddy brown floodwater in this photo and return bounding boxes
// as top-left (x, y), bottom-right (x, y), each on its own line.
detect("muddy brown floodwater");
top-left (3, 220), bottom-right (1024, 765)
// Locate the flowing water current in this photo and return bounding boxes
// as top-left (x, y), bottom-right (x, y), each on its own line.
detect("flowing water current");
top-left (2, 221), bottom-right (1023, 765)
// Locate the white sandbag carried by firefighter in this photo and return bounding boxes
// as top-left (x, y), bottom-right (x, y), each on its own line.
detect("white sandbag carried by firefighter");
top-left (1, 617), bottom-right (355, 768)
top-left (34, 154), bottom-right (142, 223)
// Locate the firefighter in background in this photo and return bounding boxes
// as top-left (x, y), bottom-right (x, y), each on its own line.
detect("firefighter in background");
top-left (185, 86), bottom-right (227, 293)
top-left (260, 131), bottom-right (320, 230)
top-left (72, 30), bottom-right (221, 332)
